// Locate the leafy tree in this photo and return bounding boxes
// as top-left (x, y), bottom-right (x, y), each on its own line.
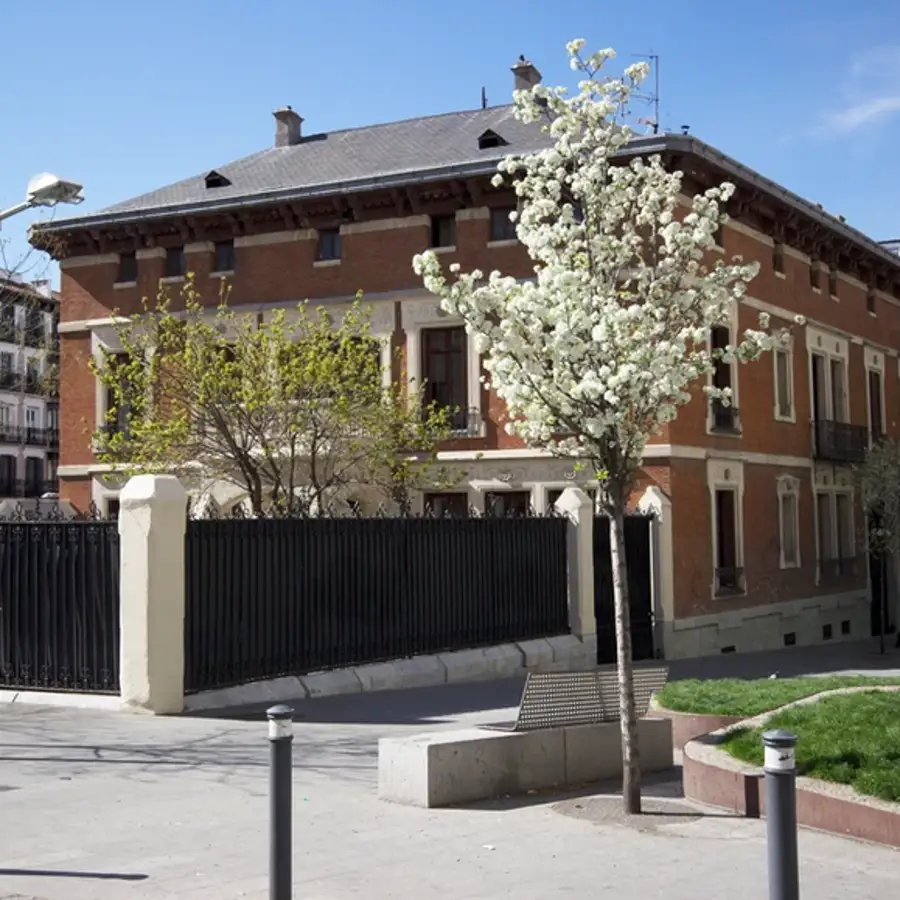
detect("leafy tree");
top-left (415, 39), bottom-right (792, 812)
top-left (855, 437), bottom-right (900, 651)
top-left (91, 278), bottom-right (454, 514)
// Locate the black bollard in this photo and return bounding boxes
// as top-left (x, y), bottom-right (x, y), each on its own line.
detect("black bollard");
top-left (267, 704), bottom-right (294, 900)
top-left (762, 728), bottom-right (799, 900)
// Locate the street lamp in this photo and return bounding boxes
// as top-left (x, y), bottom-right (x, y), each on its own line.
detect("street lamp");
top-left (0, 173), bottom-right (84, 224)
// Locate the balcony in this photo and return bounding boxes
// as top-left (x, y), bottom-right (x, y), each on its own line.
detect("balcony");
top-left (23, 426), bottom-right (59, 447)
top-left (23, 326), bottom-right (46, 349)
top-left (448, 406), bottom-right (483, 438)
top-left (812, 419), bottom-right (868, 464)
top-left (715, 565), bottom-right (745, 597)
top-left (0, 479), bottom-right (59, 499)
top-left (0, 370), bottom-right (18, 391)
top-left (820, 556), bottom-right (863, 582)
top-left (0, 424), bottom-right (20, 443)
top-left (0, 319), bottom-right (17, 344)
top-left (710, 400), bottom-right (741, 434)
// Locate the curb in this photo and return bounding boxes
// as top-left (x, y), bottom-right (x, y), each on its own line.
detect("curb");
top-left (183, 635), bottom-right (596, 713)
top-left (0, 689), bottom-right (122, 711)
top-left (682, 685), bottom-right (900, 848)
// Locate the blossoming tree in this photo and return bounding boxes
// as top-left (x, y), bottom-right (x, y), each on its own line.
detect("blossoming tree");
top-left (414, 40), bottom-right (789, 813)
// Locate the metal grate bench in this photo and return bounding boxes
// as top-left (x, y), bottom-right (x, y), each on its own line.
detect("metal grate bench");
top-left (487, 663), bottom-right (669, 732)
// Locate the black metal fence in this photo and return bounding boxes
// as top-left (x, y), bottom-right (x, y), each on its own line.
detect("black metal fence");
top-left (184, 515), bottom-right (569, 693)
top-left (593, 515), bottom-right (655, 665)
top-left (0, 519), bottom-right (120, 692)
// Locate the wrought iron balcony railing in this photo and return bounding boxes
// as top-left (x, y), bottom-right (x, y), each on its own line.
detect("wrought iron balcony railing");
top-left (820, 556), bottom-right (863, 581)
top-left (22, 426), bottom-right (59, 447)
top-left (448, 406), bottom-right (483, 438)
top-left (710, 399), bottom-right (741, 434)
top-left (812, 419), bottom-right (868, 464)
top-left (715, 565), bottom-right (745, 596)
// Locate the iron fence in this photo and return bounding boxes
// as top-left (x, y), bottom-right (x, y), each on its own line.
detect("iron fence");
top-left (0, 516), bottom-right (120, 692)
top-left (184, 513), bottom-right (569, 693)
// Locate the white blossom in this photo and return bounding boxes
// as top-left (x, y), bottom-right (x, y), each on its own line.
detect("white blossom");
top-left (413, 41), bottom-right (773, 494)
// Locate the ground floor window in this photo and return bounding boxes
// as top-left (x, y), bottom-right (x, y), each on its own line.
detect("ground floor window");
top-left (714, 487), bottom-right (743, 595)
top-left (484, 490), bottom-right (531, 518)
top-left (816, 489), bottom-right (856, 578)
top-left (777, 476), bottom-right (800, 568)
top-left (423, 492), bottom-right (468, 518)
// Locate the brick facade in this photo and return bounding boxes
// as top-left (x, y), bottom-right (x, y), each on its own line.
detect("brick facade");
top-left (38, 111), bottom-right (900, 659)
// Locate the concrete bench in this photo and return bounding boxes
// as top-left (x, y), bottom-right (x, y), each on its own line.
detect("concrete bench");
top-left (378, 665), bottom-right (674, 808)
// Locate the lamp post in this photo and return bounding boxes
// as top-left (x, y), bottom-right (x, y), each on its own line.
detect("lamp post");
top-left (0, 173), bottom-right (84, 224)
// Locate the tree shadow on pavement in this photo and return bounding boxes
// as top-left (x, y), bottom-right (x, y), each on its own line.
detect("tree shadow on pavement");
top-left (456, 768), bottom-right (746, 819)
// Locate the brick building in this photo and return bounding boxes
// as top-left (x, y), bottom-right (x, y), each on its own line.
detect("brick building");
top-left (0, 270), bottom-right (60, 501)
top-left (34, 59), bottom-right (900, 658)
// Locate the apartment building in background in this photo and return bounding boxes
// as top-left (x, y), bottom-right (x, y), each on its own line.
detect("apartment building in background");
top-left (0, 270), bottom-right (60, 500)
top-left (32, 57), bottom-right (900, 659)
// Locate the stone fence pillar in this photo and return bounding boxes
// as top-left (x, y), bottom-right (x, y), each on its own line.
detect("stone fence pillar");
top-left (118, 474), bottom-right (187, 714)
top-left (555, 487), bottom-right (597, 638)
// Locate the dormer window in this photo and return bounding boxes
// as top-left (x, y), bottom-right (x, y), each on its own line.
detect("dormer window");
top-left (205, 170), bottom-right (231, 189)
top-left (478, 129), bottom-right (508, 150)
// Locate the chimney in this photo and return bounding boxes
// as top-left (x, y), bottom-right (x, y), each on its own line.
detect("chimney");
top-left (511, 55), bottom-right (542, 94)
top-left (273, 106), bottom-right (303, 147)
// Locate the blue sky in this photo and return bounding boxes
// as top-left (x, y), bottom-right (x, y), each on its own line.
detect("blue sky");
top-left (2, 0), bottom-right (898, 285)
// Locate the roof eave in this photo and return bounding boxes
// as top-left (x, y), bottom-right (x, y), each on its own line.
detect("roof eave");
top-left (35, 157), bottom-right (518, 234)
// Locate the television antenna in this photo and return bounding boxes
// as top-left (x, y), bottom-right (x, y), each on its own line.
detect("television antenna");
top-left (630, 52), bottom-right (660, 135)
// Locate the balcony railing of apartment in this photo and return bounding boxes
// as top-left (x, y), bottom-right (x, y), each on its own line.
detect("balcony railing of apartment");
top-left (710, 399), bottom-right (741, 434)
top-left (23, 327), bottom-right (47, 350)
top-left (820, 555), bottom-right (863, 581)
top-left (22, 426), bottom-right (60, 447)
top-left (0, 320), bottom-right (17, 344)
top-left (714, 565), bottom-right (745, 597)
top-left (0, 370), bottom-right (18, 390)
top-left (812, 419), bottom-right (869, 464)
top-left (448, 406), bottom-right (483, 438)
top-left (0, 479), bottom-right (59, 499)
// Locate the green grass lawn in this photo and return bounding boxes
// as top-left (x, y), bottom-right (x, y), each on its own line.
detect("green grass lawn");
top-left (656, 675), bottom-right (900, 717)
top-left (721, 690), bottom-right (900, 802)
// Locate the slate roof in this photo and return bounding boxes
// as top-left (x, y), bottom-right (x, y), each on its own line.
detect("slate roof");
top-left (49, 105), bottom-right (554, 228)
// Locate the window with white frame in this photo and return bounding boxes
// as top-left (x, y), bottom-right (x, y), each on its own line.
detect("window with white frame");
top-left (865, 348), bottom-right (886, 442)
top-left (808, 328), bottom-right (849, 424)
top-left (815, 482), bottom-right (856, 579)
top-left (773, 345), bottom-right (794, 421)
top-left (709, 322), bottom-right (740, 434)
top-left (776, 476), bottom-right (800, 568)
top-left (708, 460), bottom-right (745, 596)
top-left (0, 403), bottom-right (10, 425)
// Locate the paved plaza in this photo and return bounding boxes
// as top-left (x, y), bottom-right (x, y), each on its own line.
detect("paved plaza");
top-left (1, 640), bottom-right (899, 899)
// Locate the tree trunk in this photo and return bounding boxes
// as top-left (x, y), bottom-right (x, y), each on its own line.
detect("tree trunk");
top-left (608, 491), bottom-right (641, 814)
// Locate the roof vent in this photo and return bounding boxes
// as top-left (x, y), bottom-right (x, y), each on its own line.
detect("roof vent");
top-left (205, 170), bottom-right (231, 189)
top-left (478, 129), bottom-right (508, 150)
top-left (273, 106), bottom-right (303, 147)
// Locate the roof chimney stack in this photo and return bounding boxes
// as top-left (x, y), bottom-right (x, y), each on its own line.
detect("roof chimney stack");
top-left (273, 106), bottom-right (303, 147)
top-left (511, 55), bottom-right (542, 94)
